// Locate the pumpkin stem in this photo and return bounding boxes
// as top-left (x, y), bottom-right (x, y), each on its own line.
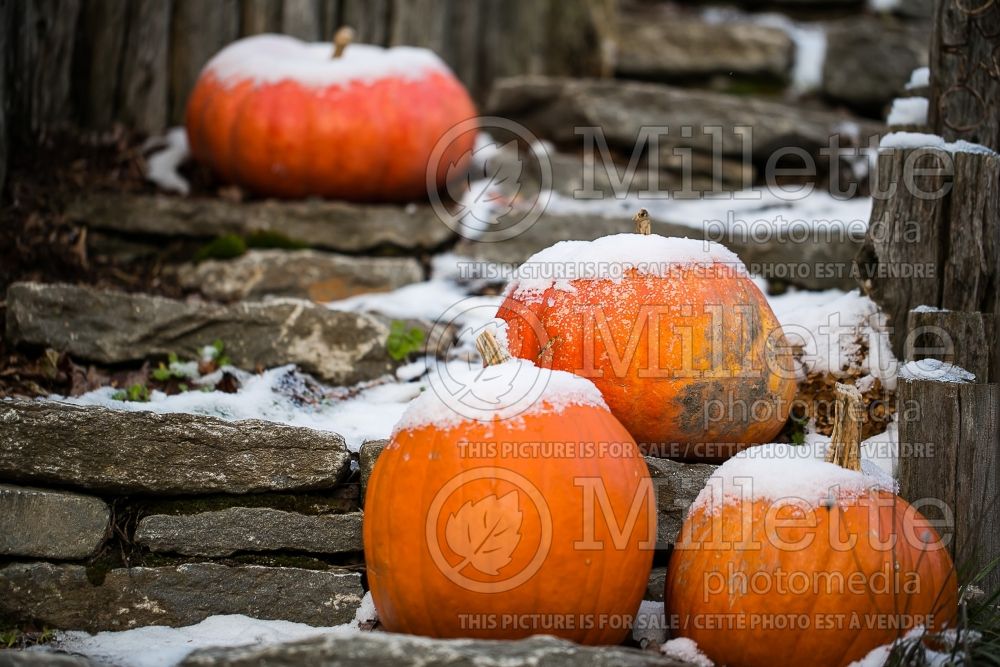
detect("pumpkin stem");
top-left (476, 331), bottom-right (510, 367)
top-left (825, 383), bottom-right (863, 472)
top-left (332, 26), bottom-right (355, 58)
top-left (633, 208), bottom-right (651, 235)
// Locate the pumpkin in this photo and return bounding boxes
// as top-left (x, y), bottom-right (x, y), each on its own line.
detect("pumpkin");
top-left (665, 384), bottom-right (958, 667)
top-left (364, 331), bottom-right (654, 644)
top-left (497, 210), bottom-right (797, 461)
top-left (185, 28), bottom-right (477, 201)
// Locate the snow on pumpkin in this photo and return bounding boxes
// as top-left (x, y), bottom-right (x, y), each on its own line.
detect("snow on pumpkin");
top-left (185, 31), bottom-right (477, 201)
top-left (496, 215), bottom-right (798, 460)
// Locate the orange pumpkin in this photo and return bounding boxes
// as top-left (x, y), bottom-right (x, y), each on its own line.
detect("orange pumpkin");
top-left (665, 385), bottom-right (958, 667)
top-left (497, 211), bottom-right (797, 461)
top-left (364, 332), bottom-right (654, 644)
top-left (185, 30), bottom-right (477, 201)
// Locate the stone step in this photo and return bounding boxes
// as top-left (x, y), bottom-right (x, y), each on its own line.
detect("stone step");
top-left (0, 562), bottom-right (363, 633)
top-left (174, 250), bottom-right (425, 303)
top-left (65, 194), bottom-right (456, 253)
top-left (5, 281), bottom-right (397, 385)
top-left (136, 509), bottom-right (363, 558)
top-left (179, 632), bottom-right (695, 667)
top-left (486, 75), bottom-right (882, 160)
top-left (0, 400), bottom-right (350, 495)
top-left (0, 484), bottom-right (109, 560)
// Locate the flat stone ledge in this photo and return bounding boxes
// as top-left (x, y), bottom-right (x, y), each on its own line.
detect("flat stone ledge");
top-left (0, 400), bottom-right (351, 495)
top-left (136, 509), bottom-right (363, 557)
top-left (0, 562), bottom-right (363, 632)
top-left (66, 193), bottom-right (456, 253)
top-left (0, 484), bottom-right (109, 560)
top-left (180, 632), bottom-right (696, 667)
top-left (5, 281), bottom-right (396, 385)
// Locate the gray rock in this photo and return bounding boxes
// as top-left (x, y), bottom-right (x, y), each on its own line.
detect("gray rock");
top-left (0, 400), bottom-right (350, 495)
top-left (5, 282), bottom-right (396, 385)
top-left (0, 562), bottom-right (363, 632)
top-left (645, 457), bottom-right (717, 548)
top-left (487, 76), bottom-right (882, 159)
top-left (616, 14), bottom-right (793, 82)
top-left (359, 439), bottom-right (387, 502)
top-left (646, 566), bottom-right (667, 602)
top-left (175, 250), bottom-right (425, 303)
top-left (66, 194), bottom-right (456, 253)
top-left (180, 632), bottom-right (694, 667)
top-left (454, 210), bottom-right (863, 291)
top-left (0, 652), bottom-right (97, 667)
top-left (135, 509), bottom-right (363, 557)
top-left (0, 484), bottom-right (109, 560)
top-left (822, 17), bottom-right (929, 115)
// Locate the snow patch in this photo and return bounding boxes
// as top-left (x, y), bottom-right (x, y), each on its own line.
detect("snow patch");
top-left (393, 358), bottom-right (608, 432)
top-left (887, 97), bottom-right (928, 126)
top-left (203, 34), bottom-right (451, 89)
top-left (40, 614), bottom-right (359, 667)
top-left (691, 442), bottom-right (896, 512)
top-left (898, 359), bottom-right (976, 383)
top-left (632, 600), bottom-right (667, 646)
top-left (503, 234), bottom-right (743, 305)
top-left (905, 66), bottom-right (930, 90)
top-left (661, 637), bottom-right (714, 667)
top-left (880, 132), bottom-right (998, 155)
top-left (144, 127), bottom-right (190, 195)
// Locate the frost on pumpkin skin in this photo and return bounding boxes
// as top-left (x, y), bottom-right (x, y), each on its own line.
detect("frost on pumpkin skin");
top-left (498, 233), bottom-right (798, 458)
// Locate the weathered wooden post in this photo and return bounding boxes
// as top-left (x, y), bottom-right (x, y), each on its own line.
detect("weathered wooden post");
top-left (858, 0), bottom-right (1000, 593)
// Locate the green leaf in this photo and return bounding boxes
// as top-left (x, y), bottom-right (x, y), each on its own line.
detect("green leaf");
top-left (387, 321), bottom-right (425, 361)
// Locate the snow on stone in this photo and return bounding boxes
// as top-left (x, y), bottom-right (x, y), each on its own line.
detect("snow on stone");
top-left (766, 288), bottom-right (897, 389)
top-left (543, 188), bottom-right (872, 238)
top-left (887, 97), bottom-right (928, 126)
top-left (39, 614), bottom-right (359, 667)
top-left (393, 357), bottom-right (608, 432)
top-left (701, 9), bottom-right (827, 94)
top-left (847, 626), bottom-right (981, 667)
top-left (203, 34), bottom-right (451, 89)
top-left (880, 131), bottom-right (998, 155)
top-left (632, 600), bottom-right (667, 646)
top-left (905, 66), bottom-right (930, 90)
top-left (56, 365), bottom-right (423, 452)
top-left (661, 637), bottom-right (714, 667)
top-left (144, 127), bottom-right (190, 195)
top-left (691, 442), bottom-right (895, 512)
top-left (898, 358), bottom-right (976, 383)
top-left (503, 234), bottom-right (744, 305)
top-left (867, 0), bottom-right (901, 12)
top-left (912, 304), bottom-right (947, 313)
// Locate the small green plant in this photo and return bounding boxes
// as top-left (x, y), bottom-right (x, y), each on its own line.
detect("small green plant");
top-left (789, 413), bottom-right (809, 445)
top-left (387, 321), bottom-right (425, 361)
top-left (210, 338), bottom-right (232, 368)
top-left (0, 630), bottom-right (17, 649)
top-left (195, 234), bottom-right (247, 261)
top-left (151, 352), bottom-right (187, 382)
top-left (245, 230), bottom-right (308, 250)
top-left (112, 383), bottom-right (151, 402)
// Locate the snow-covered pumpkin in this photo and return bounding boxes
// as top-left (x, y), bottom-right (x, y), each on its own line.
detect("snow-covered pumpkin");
top-left (665, 384), bottom-right (958, 667)
top-left (185, 29), bottom-right (477, 201)
top-left (497, 210), bottom-right (797, 460)
top-left (364, 332), bottom-right (654, 644)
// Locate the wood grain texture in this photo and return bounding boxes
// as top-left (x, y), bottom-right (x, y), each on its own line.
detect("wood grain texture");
top-left (906, 309), bottom-right (995, 383)
top-left (120, 0), bottom-right (172, 134)
top-left (78, 0), bottom-right (127, 129)
top-left (240, 0), bottom-right (281, 35)
top-left (930, 0), bottom-right (1000, 152)
top-left (169, 0), bottom-right (239, 124)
